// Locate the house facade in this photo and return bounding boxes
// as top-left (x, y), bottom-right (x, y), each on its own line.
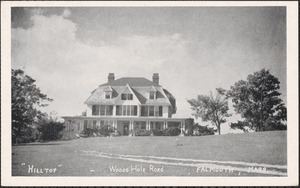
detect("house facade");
top-left (62, 73), bottom-right (188, 136)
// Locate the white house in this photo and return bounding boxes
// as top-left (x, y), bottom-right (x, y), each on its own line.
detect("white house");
top-left (62, 73), bottom-right (188, 136)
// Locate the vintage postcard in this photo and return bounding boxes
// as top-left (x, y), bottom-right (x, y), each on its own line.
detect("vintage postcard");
top-left (1, 1), bottom-right (298, 186)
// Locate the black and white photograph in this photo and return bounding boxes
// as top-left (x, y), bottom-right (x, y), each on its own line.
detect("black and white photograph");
top-left (1, 1), bottom-right (298, 186)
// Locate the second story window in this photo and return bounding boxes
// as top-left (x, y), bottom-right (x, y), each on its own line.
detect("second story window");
top-left (100, 105), bottom-right (113, 116)
top-left (92, 105), bottom-right (100, 115)
top-left (141, 106), bottom-right (162, 117)
top-left (116, 105), bottom-right (137, 116)
top-left (121, 93), bottom-right (133, 100)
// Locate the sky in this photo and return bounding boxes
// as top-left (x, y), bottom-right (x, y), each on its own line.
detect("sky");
top-left (11, 7), bottom-right (286, 134)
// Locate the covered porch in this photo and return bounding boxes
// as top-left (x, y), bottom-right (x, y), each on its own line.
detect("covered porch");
top-left (62, 116), bottom-right (186, 136)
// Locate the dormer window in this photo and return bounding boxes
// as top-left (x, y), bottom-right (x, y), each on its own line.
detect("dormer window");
top-left (105, 92), bottom-right (111, 99)
top-left (149, 91), bottom-right (156, 99)
top-left (103, 86), bottom-right (113, 99)
top-left (148, 86), bottom-right (157, 99)
top-left (121, 93), bottom-right (133, 100)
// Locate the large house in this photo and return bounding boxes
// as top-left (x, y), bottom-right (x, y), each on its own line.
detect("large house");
top-left (62, 73), bottom-right (188, 136)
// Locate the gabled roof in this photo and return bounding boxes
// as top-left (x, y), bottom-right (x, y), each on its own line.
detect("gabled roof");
top-left (85, 85), bottom-right (171, 105)
top-left (114, 84), bottom-right (141, 105)
top-left (103, 85), bottom-right (113, 92)
top-left (85, 76), bottom-right (173, 106)
top-left (100, 77), bottom-right (160, 87)
top-left (148, 86), bottom-right (157, 92)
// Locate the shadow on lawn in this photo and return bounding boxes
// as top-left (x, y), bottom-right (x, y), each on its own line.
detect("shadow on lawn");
top-left (13, 143), bottom-right (61, 146)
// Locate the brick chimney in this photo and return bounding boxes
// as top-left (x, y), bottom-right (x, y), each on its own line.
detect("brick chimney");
top-left (108, 73), bottom-right (115, 83)
top-left (152, 73), bottom-right (159, 85)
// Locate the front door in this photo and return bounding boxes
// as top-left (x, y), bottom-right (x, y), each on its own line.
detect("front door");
top-left (123, 123), bottom-right (129, 136)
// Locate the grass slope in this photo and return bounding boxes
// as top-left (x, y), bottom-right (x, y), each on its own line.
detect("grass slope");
top-left (12, 130), bottom-right (286, 176)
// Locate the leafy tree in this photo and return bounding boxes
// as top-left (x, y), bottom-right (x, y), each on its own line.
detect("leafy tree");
top-left (226, 68), bottom-right (287, 131)
top-left (12, 69), bottom-right (52, 144)
top-left (184, 118), bottom-right (195, 136)
top-left (193, 123), bottom-right (216, 136)
top-left (37, 116), bottom-right (65, 141)
top-left (229, 121), bottom-right (250, 133)
top-left (187, 89), bottom-right (231, 135)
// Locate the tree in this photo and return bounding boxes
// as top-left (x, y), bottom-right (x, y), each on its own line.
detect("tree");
top-left (37, 115), bottom-right (65, 141)
top-left (12, 69), bottom-right (53, 144)
top-left (193, 123), bottom-right (216, 136)
top-left (184, 118), bottom-right (195, 136)
top-left (226, 68), bottom-right (287, 132)
top-left (187, 89), bottom-right (231, 135)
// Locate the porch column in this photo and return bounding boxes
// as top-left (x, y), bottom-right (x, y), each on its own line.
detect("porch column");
top-left (130, 120), bottom-right (133, 131)
top-left (180, 121), bottom-right (184, 136)
top-left (146, 120), bottom-right (150, 130)
top-left (112, 120), bottom-right (115, 129)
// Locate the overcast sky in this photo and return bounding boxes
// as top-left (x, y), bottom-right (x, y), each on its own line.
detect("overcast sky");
top-left (11, 7), bottom-right (286, 133)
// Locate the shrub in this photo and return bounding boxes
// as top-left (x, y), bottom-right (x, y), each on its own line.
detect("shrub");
top-left (152, 129), bottom-right (164, 136)
top-left (82, 128), bottom-right (96, 137)
top-left (163, 127), bottom-right (181, 136)
top-left (185, 118), bottom-right (195, 136)
top-left (98, 125), bottom-right (115, 137)
top-left (38, 121), bottom-right (65, 141)
top-left (134, 129), bottom-right (152, 136)
top-left (193, 124), bottom-right (215, 136)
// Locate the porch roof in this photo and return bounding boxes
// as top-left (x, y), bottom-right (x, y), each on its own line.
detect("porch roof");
top-left (62, 116), bottom-right (187, 122)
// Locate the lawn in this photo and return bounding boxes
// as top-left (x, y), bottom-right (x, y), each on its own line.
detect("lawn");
top-left (12, 130), bottom-right (287, 176)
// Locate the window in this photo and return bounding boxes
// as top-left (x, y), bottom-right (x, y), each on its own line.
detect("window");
top-left (132, 106), bottom-right (137, 116)
top-left (128, 94), bottom-right (133, 100)
top-left (159, 106), bottom-right (163, 116)
top-left (141, 106), bottom-right (163, 117)
top-left (149, 106), bottom-right (154, 116)
top-left (100, 105), bottom-right (106, 115)
top-left (100, 105), bottom-right (113, 116)
top-left (154, 106), bottom-right (159, 117)
top-left (122, 105), bottom-right (127, 115)
top-left (92, 105), bottom-right (99, 115)
top-left (105, 92), bottom-right (111, 99)
top-left (126, 105), bottom-right (130, 115)
top-left (84, 120), bottom-right (88, 129)
top-left (106, 105), bottom-right (113, 115)
top-left (141, 106), bottom-right (148, 117)
top-left (116, 105), bottom-right (122, 116)
top-left (121, 93), bottom-right (133, 100)
top-left (121, 94), bottom-right (127, 100)
top-left (149, 91), bottom-right (155, 99)
top-left (116, 105), bottom-right (137, 116)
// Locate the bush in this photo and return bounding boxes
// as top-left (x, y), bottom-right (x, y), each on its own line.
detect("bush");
top-left (163, 127), bottom-right (181, 136)
top-left (38, 121), bottom-right (65, 141)
top-left (134, 129), bottom-right (152, 136)
top-left (152, 129), bottom-right (164, 136)
top-left (193, 124), bottom-right (215, 136)
top-left (82, 128), bottom-right (96, 137)
top-left (98, 125), bottom-right (115, 137)
top-left (185, 118), bottom-right (195, 136)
